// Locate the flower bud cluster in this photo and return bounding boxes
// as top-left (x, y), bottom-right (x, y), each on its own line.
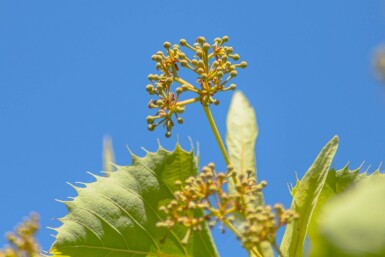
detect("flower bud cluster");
top-left (146, 36), bottom-right (247, 137)
top-left (0, 213), bottom-right (40, 257)
top-left (157, 163), bottom-right (297, 250)
top-left (241, 204), bottom-right (298, 250)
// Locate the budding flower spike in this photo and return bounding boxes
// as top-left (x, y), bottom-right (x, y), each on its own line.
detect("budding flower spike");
top-left (146, 36), bottom-right (247, 137)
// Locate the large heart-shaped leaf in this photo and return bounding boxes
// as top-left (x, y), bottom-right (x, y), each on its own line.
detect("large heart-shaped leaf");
top-left (50, 144), bottom-right (219, 257)
top-left (280, 136), bottom-right (339, 257)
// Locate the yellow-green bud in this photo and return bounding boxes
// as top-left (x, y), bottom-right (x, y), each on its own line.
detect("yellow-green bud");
top-left (197, 36), bottom-right (206, 44)
top-left (197, 68), bottom-right (204, 74)
top-left (201, 73), bottom-right (208, 80)
top-left (180, 60), bottom-right (188, 67)
top-left (178, 52), bottom-right (186, 59)
top-left (165, 131), bottom-right (171, 138)
top-left (191, 59), bottom-right (198, 66)
top-left (203, 43), bottom-right (210, 50)
top-left (239, 61), bottom-right (247, 68)
top-left (222, 55), bottom-right (228, 62)
top-left (146, 116), bottom-right (155, 124)
top-left (230, 54), bottom-right (240, 60)
top-left (146, 84), bottom-right (154, 92)
top-left (226, 47), bottom-right (233, 54)
top-left (147, 124), bottom-right (155, 131)
top-left (148, 74), bottom-right (154, 80)
top-left (180, 39), bottom-right (187, 46)
top-left (222, 35), bottom-right (229, 43)
top-left (166, 77), bottom-right (173, 84)
top-left (214, 37), bottom-right (221, 44)
top-left (163, 41), bottom-right (171, 49)
top-left (155, 63), bottom-right (162, 70)
top-left (177, 117), bottom-right (183, 124)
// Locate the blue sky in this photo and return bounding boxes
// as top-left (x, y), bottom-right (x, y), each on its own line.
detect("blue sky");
top-left (1, 1), bottom-right (385, 256)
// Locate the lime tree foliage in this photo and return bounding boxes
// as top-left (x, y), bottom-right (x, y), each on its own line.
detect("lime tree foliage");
top-left (3, 36), bottom-right (383, 257)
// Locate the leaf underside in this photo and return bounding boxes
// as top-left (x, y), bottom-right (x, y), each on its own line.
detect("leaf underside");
top-left (50, 145), bottom-right (219, 257)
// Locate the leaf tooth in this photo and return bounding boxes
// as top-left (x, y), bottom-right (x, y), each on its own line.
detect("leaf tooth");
top-left (47, 226), bottom-right (59, 233)
top-left (86, 171), bottom-right (102, 180)
top-left (66, 182), bottom-right (82, 193)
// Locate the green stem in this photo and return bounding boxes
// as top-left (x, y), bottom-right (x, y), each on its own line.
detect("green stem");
top-left (176, 97), bottom-right (200, 106)
top-left (271, 240), bottom-right (284, 257)
top-left (202, 105), bottom-right (230, 165)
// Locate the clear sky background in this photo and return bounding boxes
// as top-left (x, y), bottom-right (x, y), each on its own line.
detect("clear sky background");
top-left (1, 1), bottom-right (385, 256)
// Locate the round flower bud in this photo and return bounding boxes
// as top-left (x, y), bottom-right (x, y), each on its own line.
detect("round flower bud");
top-left (147, 74), bottom-right (154, 80)
top-left (226, 47), bottom-right (233, 54)
top-left (214, 37), bottom-right (221, 44)
top-left (178, 52), bottom-right (186, 59)
top-left (165, 131), bottom-right (171, 138)
top-left (197, 60), bottom-right (204, 67)
top-left (163, 41), bottom-right (171, 49)
top-left (191, 59), bottom-right (198, 66)
top-left (196, 50), bottom-right (203, 57)
top-left (155, 55), bottom-right (163, 62)
top-left (165, 77), bottom-right (173, 84)
top-left (197, 36), bottom-right (206, 44)
top-left (180, 60), bottom-right (188, 67)
top-left (239, 61), bottom-right (248, 68)
top-left (177, 117), bottom-right (183, 124)
top-left (213, 99), bottom-right (220, 105)
top-left (172, 44), bottom-right (179, 50)
top-left (146, 116), bottom-right (155, 124)
top-left (155, 63), bottom-right (162, 70)
top-left (197, 68), bottom-right (204, 74)
top-left (216, 70), bottom-right (224, 77)
top-left (180, 39), bottom-right (187, 46)
top-left (156, 51), bottom-right (163, 55)
top-left (156, 83), bottom-right (163, 91)
top-left (147, 124), bottom-right (155, 131)
top-left (222, 35), bottom-right (229, 42)
top-left (151, 54), bottom-right (157, 61)
top-left (230, 54), bottom-right (240, 60)
top-left (146, 84), bottom-right (154, 93)
top-left (201, 73), bottom-right (208, 80)
top-left (213, 60), bottom-right (219, 67)
top-left (202, 43), bottom-right (210, 51)
top-left (230, 70), bottom-right (238, 77)
top-left (222, 55), bottom-right (228, 62)
top-left (176, 87), bottom-right (183, 94)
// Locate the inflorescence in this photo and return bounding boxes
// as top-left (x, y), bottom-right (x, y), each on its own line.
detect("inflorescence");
top-left (0, 213), bottom-right (40, 257)
top-left (157, 163), bottom-right (298, 250)
top-left (146, 36), bottom-right (247, 138)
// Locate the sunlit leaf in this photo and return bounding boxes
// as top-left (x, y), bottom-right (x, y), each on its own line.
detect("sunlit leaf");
top-left (310, 174), bottom-right (385, 257)
top-left (280, 136), bottom-right (339, 257)
top-left (50, 144), bottom-right (219, 257)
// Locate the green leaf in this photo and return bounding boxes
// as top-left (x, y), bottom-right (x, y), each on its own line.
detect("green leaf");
top-left (50, 144), bottom-right (219, 257)
top-left (226, 91), bottom-right (260, 197)
top-left (280, 136), bottom-right (339, 257)
top-left (310, 173), bottom-right (385, 257)
top-left (307, 166), bottom-right (384, 249)
top-left (226, 91), bottom-right (272, 257)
